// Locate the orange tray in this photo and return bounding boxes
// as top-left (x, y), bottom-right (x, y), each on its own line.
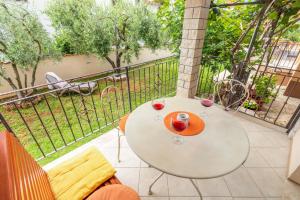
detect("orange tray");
top-left (164, 111), bottom-right (205, 136)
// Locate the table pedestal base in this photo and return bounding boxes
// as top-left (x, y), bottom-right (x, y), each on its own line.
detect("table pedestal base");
top-left (148, 172), bottom-right (203, 200)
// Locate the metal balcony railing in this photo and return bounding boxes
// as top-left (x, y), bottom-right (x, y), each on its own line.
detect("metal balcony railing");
top-left (0, 56), bottom-right (179, 162)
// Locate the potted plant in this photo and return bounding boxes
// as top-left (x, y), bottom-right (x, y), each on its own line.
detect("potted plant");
top-left (252, 75), bottom-right (277, 109)
top-left (243, 99), bottom-right (259, 110)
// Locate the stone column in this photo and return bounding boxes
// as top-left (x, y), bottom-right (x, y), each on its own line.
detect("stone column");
top-left (176, 0), bottom-right (211, 98)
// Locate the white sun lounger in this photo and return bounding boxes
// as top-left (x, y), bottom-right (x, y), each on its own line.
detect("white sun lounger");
top-left (45, 72), bottom-right (97, 96)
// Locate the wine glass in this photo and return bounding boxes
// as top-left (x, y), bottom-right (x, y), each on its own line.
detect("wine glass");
top-left (151, 98), bottom-right (165, 120)
top-left (171, 117), bottom-right (188, 145)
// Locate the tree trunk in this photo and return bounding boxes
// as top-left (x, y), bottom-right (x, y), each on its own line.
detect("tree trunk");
top-left (11, 63), bottom-right (25, 99)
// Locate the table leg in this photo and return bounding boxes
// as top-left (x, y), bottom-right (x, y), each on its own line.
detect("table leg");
top-left (190, 179), bottom-right (203, 200)
top-left (148, 172), bottom-right (164, 195)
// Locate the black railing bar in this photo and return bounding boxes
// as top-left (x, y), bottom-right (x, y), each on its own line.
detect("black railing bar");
top-left (164, 61), bottom-right (168, 96)
top-left (161, 62), bottom-right (165, 97)
top-left (111, 79), bottom-right (120, 119)
top-left (274, 77), bottom-right (300, 125)
top-left (253, 72), bottom-right (277, 117)
top-left (138, 67), bottom-right (142, 104)
top-left (251, 43), bottom-right (284, 88)
top-left (34, 90), bottom-right (179, 161)
top-left (153, 62), bottom-right (157, 98)
top-left (280, 46), bottom-right (294, 69)
top-left (167, 60), bottom-right (171, 95)
top-left (287, 48), bottom-right (300, 75)
top-left (173, 60), bottom-right (179, 92)
top-left (0, 56), bottom-right (177, 97)
top-left (125, 67), bottom-right (133, 112)
top-left (68, 89), bottom-right (85, 137)
top-left (287, 105), bottom-right (300, 133)
top-left (0, 112), bottom-right (14, 134)
top-left (118, 73), bottom-right (126, 115)
top-left (97, 79), bottom-right (108, 126)
top-left (143, 67), bottom-right (147, 102)
top-left (77, 85), bottom-right (93, 133)
top-left (203, 65), bottom-right (211, 96)
top-left (101, 81), bottom-right (110, 126)
top-left (263, 43), bottom-right (289, 76)
top-left (132, 70), bottom-right (137, 108)
top-left (262, 74), bottom-right (287, 120)
top-left (56, 91), bottom-right (77, 142)
top-left (87, 81), bottom-right (101, 130)
top-left (43, 94), bottom-right (67, 146)
top-left (197, 64), bottom-right (205, 95)
top-left (272, 43), bottom-right (292, 73)
top-left (238, 109), bottom-right (287, 129)
top-left (148, 65), bottom-right (152, 100)
top-left (30, 99), bottom-right (57, 152)
top-left (13, 102), bottom-right (46, 157)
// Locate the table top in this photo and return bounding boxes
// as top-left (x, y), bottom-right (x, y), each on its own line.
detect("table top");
top-left (125, 97), bottom-right (250, 179)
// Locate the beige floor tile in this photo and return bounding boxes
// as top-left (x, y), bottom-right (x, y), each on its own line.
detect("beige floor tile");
top-left (257, 147), bottom-right (289, 168)
top-left (264, 131), bottom-right (290, 147)
top-left (139, 168), bottom-right (169, 196)
top-left (141, 160), bottom-right (151, 167)
top-left (273, 168), bottom-right (288, 181)
top-left (196, 177), bottom-right (231, 197)
top-left (282, 180), bottom-right (300, 200)
top-left (115, 167), bottom-right (140, 191)
top-left (244, 148), bottom-right (269, 168)
top-left (102, 147), bottom-right (141, 167)
top-left (224, 167), bottom-right (262, 197)
top-left (168, 175), bottom-right (199, 196)
top-left (246, 131), bottom-right (277, 147)
top-left (240, 120), bottom-right (273, 132)
top-left (247, 168), bottom-right (284, 197)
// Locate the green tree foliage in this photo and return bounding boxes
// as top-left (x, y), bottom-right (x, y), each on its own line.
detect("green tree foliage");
top-left (0, 1), bottom-right (58, 98)
top-left (157, 0), bottom-right (184, 53)
top-left (157, 0), bottom-right (259, 70)
top-left (47, 0), bottom-right (162, 70)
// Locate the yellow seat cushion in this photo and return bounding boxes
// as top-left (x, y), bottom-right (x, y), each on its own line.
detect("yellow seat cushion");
top-left (47, 147), bottom-right (116, 200)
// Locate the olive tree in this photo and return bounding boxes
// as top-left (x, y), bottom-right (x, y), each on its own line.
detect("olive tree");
top-left (0, 1), bottom-right (58, 98)
top-left (47, 0), bottom-right (162, 72)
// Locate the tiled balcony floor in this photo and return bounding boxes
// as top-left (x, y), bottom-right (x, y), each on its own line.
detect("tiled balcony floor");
top-left (43, 114), bottom-right (300, 200)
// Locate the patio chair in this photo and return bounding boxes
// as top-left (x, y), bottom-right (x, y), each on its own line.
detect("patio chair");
top-left (45, 72), bottom-right (97, 96)
top-left (101, 86), bottom-right (129, 163)
top-left (213, 79), bottom-right (249, 112)
top-left (0, 131), bottom-right (140, 200)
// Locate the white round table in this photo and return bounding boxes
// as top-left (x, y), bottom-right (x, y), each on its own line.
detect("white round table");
top-left (125, 97), bottom-right (250, 198)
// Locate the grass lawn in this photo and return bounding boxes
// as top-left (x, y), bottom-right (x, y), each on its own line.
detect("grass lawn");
top-left (0, 58), bottom-right (179, 165)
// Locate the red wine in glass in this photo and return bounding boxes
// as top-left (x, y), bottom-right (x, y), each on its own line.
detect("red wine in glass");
top-left (152, 102), bottom-right (165, 110)
top-left (172, 120), bottom-right (187, 131)
top-left (151, 99), bottom-right (165, 120)
top-left (171, 117), bottom-right (188, 144)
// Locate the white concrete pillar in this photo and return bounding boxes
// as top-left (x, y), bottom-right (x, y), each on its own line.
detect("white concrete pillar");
top-left (176, 0), bottom-right (211, 98)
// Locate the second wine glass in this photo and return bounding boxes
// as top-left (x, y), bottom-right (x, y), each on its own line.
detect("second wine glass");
top-left (151, 98), bottom-right (165, 120)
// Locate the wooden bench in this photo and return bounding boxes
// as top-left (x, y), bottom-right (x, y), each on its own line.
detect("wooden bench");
top-left (0, 131), bottom-right (122, 200)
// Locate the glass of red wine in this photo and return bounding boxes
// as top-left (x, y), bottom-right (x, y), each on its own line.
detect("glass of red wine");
top-left (171, 117), bottom-right (188, 145)
top-left (151, 98), bottom-right (165, 120)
